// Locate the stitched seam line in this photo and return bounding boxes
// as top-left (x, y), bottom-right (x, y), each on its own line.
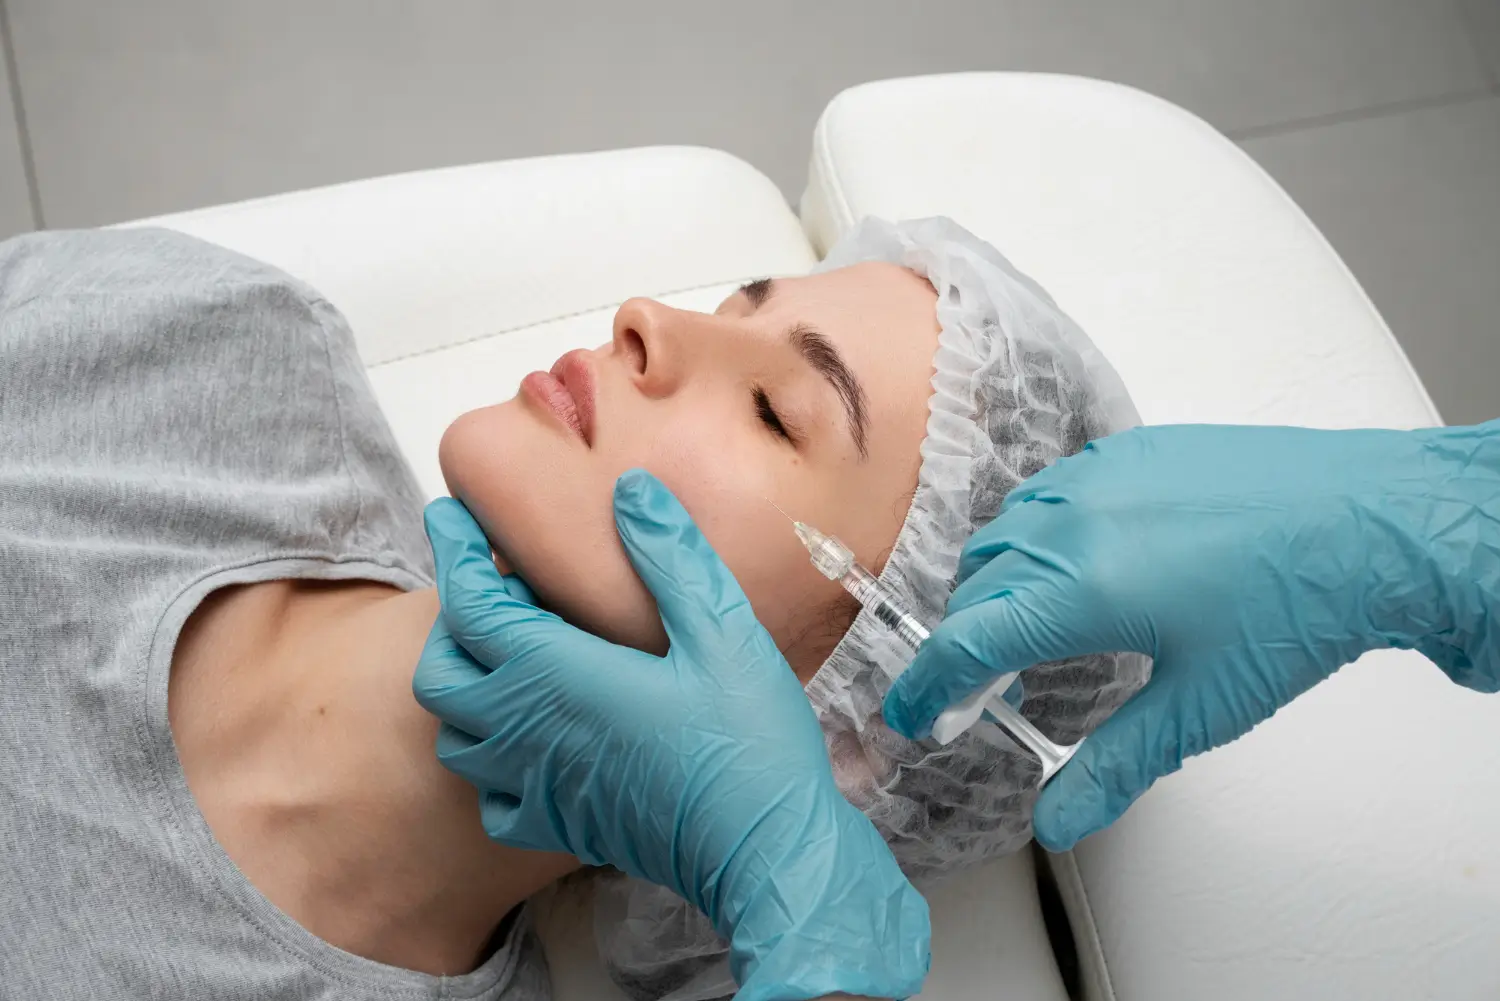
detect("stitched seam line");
top-left (308, 295), bottom-right (365, 548)
top-left (366, 274), bottom-right (771, 369)
top-left (822, 120), bottom-right (855, 233)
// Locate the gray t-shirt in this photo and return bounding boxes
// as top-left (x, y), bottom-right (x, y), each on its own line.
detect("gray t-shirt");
top-left (0, 229), bottom-right (549, 999)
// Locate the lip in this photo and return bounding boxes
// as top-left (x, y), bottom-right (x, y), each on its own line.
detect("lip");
top-left (519, 349), bottom-right (596, 446)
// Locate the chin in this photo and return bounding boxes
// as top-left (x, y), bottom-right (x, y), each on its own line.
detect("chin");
top-left (437, 403), bottom-right (669, 656)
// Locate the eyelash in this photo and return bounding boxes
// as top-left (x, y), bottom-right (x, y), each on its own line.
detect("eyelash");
top-left (752, 385), bottom-right (799, 445)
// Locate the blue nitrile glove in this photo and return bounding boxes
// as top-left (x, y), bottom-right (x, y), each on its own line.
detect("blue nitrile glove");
top-left (884, 421), bottom-right (1500, 852)
top-left (414, 469), bottom-right (930, 1001)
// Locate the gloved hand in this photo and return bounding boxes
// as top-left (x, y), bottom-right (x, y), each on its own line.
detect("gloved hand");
top-left (415, 469), bottom-right (929, 1001)
top-left (884, 421), bottom-right (1500, 852)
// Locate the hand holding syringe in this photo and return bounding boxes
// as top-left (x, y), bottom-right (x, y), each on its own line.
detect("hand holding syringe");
top-left (774, 503), bottom-right (1081, 784)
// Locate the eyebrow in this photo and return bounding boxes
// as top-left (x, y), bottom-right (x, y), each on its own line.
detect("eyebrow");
top-left (793, 324), bottom-right (871, 458)
top-left (739, 277), bottom-right (774, 308)
top-left (740, 278), bottom-right (871, 458)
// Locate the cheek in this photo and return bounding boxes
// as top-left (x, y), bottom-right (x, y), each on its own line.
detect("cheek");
top-left (439, 403), bottom-right (590, 536)
top-left (640, 425), bottom-right (842, 659)
top-left (435, 393), bottom-right (848, 665)
top-left (438, 402), bottom-right (665, 653)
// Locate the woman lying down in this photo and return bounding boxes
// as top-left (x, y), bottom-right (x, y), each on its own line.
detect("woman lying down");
top-left (0, 218), bottom-right (1145, 1000)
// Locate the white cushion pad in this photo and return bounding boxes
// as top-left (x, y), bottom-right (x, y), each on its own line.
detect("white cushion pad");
top-left (802, 72), bottom-right (1439, 432)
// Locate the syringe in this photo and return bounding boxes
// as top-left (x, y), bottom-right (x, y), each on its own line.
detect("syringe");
top-left (783, 512), bottom-right (1081, 784)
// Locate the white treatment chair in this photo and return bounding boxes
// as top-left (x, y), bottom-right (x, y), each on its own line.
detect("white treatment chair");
top-left (129, 73), bottom-right (1500, 1000)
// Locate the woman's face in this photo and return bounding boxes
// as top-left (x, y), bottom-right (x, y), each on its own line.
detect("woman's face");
top-left (439, 261), bottom-right (939, 679)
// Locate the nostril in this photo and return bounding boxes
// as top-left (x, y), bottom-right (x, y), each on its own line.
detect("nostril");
top-left (621, 327), bottom-right (647, 376)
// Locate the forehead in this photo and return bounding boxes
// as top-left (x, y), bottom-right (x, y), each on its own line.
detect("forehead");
top-left (748, 261), bottom-right (941, 398)
top-left (775, 260), bottom-right (936, 319)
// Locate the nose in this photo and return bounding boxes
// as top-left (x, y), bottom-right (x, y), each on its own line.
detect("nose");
top-left (611, 297), bottom-right (685, 397)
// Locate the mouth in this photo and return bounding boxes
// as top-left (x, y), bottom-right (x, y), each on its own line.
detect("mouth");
top-left (519, 349), bottom-right (596, 446)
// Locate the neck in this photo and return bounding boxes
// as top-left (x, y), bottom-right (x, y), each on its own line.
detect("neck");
top-left (170, 578), bottom-right (579, 975)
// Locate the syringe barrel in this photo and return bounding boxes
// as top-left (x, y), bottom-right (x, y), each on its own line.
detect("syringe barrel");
top-left (839, 563), bottom-right (930, 651)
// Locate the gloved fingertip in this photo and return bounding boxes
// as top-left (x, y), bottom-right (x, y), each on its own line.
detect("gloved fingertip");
top-left (425, 497), bottom-right (493, 579)
top-left (1032, 780), bottom-right (1101, 853)
top-left (423, 496), bottom-right (474, 538)
top-left (613, 468), bottom-right (659, 508)
top-left (881, 679), bottom-right (932, 741)
top-left (1031, 799), bottom-right (1078, 853)
top-left (1032, 819), bottom-right (1079, 854)
top-left (610, 470), bottom-right (757, 654)
top-left (412, 619), bottom-right (488, 703)
top-left (479, 792), bottom-right (521, 844)
top-left (613, 469), bottom-right (695, 539)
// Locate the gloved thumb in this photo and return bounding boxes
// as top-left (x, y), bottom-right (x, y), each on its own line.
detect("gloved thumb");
top-left (1031, 675), bottom-right (1194, 852)
top-left (885, 544), bottom-right (1133, 739)
top-left (612, 469), bottom-right (764, 663)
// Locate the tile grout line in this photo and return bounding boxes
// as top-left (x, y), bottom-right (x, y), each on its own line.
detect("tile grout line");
top-left (1228, 87), bottom-right (1498, 143)
top-left (0, 0), bottom-right (42, 229)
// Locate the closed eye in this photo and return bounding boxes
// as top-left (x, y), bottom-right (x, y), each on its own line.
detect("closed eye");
top-left (753, 385), bottom-right (801, 445)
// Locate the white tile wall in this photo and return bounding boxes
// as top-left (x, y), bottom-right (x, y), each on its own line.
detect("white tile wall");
top-left (0, 0), bottom-right (1495, 420)
top-left (5, 0), bottom-right (1489, 224)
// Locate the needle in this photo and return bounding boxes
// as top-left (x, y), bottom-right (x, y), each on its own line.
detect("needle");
top-left (765, 497), bottom-right (795, 524)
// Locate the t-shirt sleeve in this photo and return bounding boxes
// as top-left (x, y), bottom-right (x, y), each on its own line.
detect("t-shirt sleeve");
top-left (0, 228), bottom-right (433, 582)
